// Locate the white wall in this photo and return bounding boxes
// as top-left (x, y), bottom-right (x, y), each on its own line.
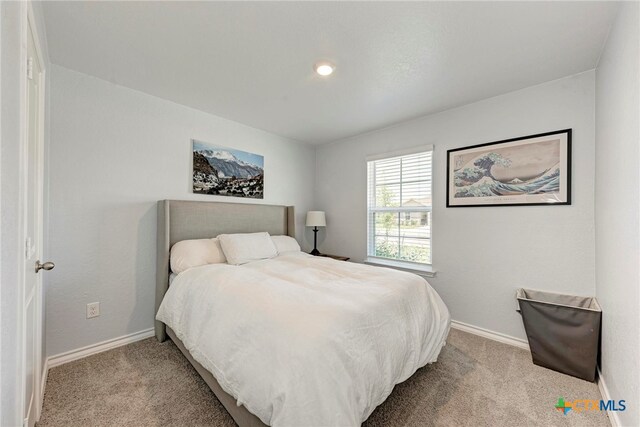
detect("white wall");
top-left (46, 65), bottom-right (316, 356)
top-left (595, 3), bottom-right (639, 425)
top-left (316, 71), bottom-right (596, 341)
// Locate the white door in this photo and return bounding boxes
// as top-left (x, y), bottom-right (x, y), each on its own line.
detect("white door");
top-left (23, 18), bottom-right (49, 427)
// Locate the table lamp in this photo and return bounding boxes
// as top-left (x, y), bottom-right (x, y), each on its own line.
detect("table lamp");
top-left (306, 211), bottom-right (326, 256)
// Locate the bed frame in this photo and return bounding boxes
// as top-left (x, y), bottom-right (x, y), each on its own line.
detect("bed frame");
top-left (155, 200), bottom-right (295, 427)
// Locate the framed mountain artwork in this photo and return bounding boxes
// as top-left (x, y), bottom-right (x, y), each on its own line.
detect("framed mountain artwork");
top-left (447, 129), bottom-right (571, 207)
top-left (192, 140), bottom-right (264, 199)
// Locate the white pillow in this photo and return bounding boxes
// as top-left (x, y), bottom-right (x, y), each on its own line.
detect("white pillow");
top-left (170, 238), bottom-right (226, 273)
top-left (271, 235), bottom-right (301, 254)
top-left (218, 232), bottom-right (278, 265)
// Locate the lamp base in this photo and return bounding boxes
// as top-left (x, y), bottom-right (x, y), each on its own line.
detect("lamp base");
top-left (310, 226), bottom-right (321, 256)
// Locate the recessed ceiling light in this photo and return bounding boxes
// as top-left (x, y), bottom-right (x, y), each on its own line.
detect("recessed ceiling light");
top-left (314, 61), bottom-right (335, 76)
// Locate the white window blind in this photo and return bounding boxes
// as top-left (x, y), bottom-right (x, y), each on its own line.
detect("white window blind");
top-left (367, 148), bottom-right (433, 266)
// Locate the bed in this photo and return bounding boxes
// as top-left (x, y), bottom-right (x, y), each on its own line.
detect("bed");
top-left (155, 200), bottom-right (450, 427)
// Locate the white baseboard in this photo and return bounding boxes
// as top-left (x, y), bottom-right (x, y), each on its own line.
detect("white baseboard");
top-left (40, 361), bottom-right (48, 400)
top-left (597, 368), bottom-right (620, 427)
top-left (38, 360), bottom-right (48, 420)
top-left (450, 319), bottom-right (530, 351)
top-left (47, 328), bottom-right (154, 369)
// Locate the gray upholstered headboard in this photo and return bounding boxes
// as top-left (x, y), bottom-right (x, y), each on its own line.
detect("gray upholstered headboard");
top-left (155, 200), bottom-right (295, 342)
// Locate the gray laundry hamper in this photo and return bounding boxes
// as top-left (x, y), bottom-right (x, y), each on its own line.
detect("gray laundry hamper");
top-left (516, 288), bottom-right (601, 382)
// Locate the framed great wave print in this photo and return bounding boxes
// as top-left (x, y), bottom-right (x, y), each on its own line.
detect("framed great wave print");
top-left (447, 129), bottom-right (571, 207)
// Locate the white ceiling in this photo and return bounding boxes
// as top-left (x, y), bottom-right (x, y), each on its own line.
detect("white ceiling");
top-left (41, 1), bottom-right (619, 144)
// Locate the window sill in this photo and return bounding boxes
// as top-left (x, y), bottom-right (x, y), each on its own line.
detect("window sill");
top-left (364, 257), bottom-right (437, 278)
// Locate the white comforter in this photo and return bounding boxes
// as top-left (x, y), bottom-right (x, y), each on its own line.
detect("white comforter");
top-left (156, 252), bottom-right (450, 426)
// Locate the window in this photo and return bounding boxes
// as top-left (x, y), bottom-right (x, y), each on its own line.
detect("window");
top-left (367, 147), bottom-right (433, 268)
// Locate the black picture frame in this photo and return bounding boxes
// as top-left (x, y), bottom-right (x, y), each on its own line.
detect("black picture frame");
top-left (446, 129), bottom-right (572, 207)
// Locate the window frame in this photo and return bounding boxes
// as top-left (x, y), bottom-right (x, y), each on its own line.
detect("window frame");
top-left (366, 146), bottom-right (434, 272)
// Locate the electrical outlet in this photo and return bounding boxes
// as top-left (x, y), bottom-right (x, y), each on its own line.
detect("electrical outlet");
top-left (87, 302), bottom-right (100, 319)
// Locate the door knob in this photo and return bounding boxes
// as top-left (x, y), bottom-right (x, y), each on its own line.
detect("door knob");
top-left (35, 260), bottom-right (55, 273)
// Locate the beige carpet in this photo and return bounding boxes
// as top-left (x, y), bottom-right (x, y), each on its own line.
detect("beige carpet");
top-left (38, 328), bottom-right (609, 427)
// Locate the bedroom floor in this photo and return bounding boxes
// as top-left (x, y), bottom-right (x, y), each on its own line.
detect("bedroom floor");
top-left (37, 328), bottom-right (609, 427)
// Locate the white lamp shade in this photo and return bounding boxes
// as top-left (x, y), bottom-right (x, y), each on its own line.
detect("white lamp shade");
top-left (306, 211), bottom-right (326, 227)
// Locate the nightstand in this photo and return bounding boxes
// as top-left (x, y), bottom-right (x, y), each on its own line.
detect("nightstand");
top-left (317, 254), bottom-right (350, 261)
